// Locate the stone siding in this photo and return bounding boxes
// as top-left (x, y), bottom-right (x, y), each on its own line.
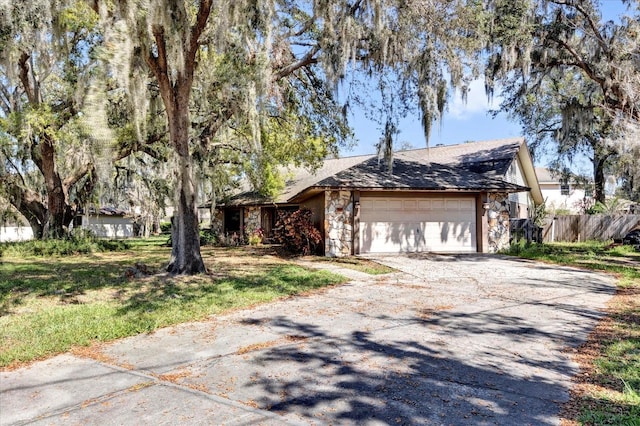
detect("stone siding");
top-left (243, 207), bottom-right (261, 237)
top-left (487, 192), bottom-right (510, 253)
top-left (210, 209), bottom-right (224, 235)
top-left (325, 191), bottom-right (353, 257)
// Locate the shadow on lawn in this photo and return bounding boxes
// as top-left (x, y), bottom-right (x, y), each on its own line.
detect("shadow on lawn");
top-left (114, 264), bottom-right (342, 316)
top-left (0, 259), bottom-right (139, 315)
top-left (0, 245), bottom-right (296, 316)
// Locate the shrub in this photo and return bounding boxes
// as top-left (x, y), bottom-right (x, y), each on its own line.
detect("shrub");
top-left (199, 229), bottom-right (218, 246)
top-left (273, 209), bottom-right (322, 255)
top-left (248, 227), bottom-right (264, 246)
top-left (2, 234), bottom-right (130, 257)
top-left (160, 221), bottom-right (172, 234)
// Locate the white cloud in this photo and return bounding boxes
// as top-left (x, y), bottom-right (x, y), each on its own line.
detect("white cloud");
top-left (447, 78), bottom-right (502, 120)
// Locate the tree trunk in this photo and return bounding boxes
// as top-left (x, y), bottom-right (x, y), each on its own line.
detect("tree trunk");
top-left (166, 102), bottom-right (206, 275)
top-left (44, 183), bottom-right (72, 238)
top-left (3, 180), bottom-right (47, 239)
top-left (37, 136), bottom-right (73, 238)
top-left (143, 4), bottom-right (212, 274)
top-left (592, 144), bottom-right (612, 205)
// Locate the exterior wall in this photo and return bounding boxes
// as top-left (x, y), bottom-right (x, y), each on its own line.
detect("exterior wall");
top-left (243, 206), bottom-right (261, 238)
top-left (539, 183), bottom-right (587, 214)
top-left (504, 158), bottom-right (533, 219)
top-left (486, 192), bottom-right (510, 253)
top-left (324, 190), bottom-right (353, 257)
top-left (300, 193), bottom-right (325, 231)
top-left (210, 208), bottom-right (224, 234)
top-left (477, 194), bottom-right (487, 253)
top-left (0, 226), bottom-right (34, 242)
top-left (82, 215), bottom-right (133, 238)
top-left (198, 209), bottom-right (211, 225)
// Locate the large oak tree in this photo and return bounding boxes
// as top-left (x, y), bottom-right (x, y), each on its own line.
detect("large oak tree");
top-left (93, 0), bottom-right (493, 274)
top-left (0, 1), bottom-right (102, 238)
top-left (486, 0), bottom-right (640, 203)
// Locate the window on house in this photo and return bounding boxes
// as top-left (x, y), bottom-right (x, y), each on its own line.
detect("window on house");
top-left (560, 180), bottom-right (570, 195)
top-left (584, 184), bottom-right (594, 197)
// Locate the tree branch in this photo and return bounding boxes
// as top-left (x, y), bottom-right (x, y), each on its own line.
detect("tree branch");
top-left (1, 175), bottom-right (47, 232)
top-left (274, 45), bottom-right (320, 80)
top-left (18, 52), bottom-right (37, 105)
top-left (145, 25), bottom-right (176, 115)
top-left (114, 131), bottom-right (168, 161)
top-left (198, 109), bottom-right (235, 141)
top-left (549, 0), bottom-right (608, 51)
top-left (208, 142), bottom-right (252, 154)
top-left (63, 162), bottom-right (94, 192)
top-left (188, 0), bottom-right (212, 67)
top-left (0, 85), bottom-right (13, 115)
top-left (543, 42), bottom-right (605, 87)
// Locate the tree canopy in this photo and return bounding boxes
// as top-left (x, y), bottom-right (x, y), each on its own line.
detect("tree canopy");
top-left (0, 0), bottom-right (102, 238)
top-left (489, 0), bottom-right (640, 202)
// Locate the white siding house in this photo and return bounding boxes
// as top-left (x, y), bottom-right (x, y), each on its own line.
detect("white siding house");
top-left (505, 158), bottom-right (536, 218)
top-left (535, 168), bottom-right (589, 213)
top-left (77, 207), bottom-right (134, 238)
top-left (0, 225), bottom-right (34, 242)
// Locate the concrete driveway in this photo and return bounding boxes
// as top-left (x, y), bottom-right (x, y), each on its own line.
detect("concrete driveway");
top-left (1, 255), bottom-right (616, 425)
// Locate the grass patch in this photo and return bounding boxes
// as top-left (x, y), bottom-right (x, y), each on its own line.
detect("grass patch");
top-left (0, 242), bottom-right (346, 368)
top-left (504, 241), bottom-right (640, 286)
top-left (1, 234), bottom-right (130, 257)
top-left (503, 241), bottom-right (640, 425)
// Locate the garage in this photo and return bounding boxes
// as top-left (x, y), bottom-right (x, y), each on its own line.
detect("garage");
top-left (359, 195), bottom-right (477, 253)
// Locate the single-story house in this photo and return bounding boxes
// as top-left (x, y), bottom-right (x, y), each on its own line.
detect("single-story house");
top-left (0, 222), bottom-right (34, 242)
top-left (73, 207), bottom-right (134, 238)
top-left (0, 201), bottom-right (34, 242)
top-left (211, 137), bottom-right (543, 256)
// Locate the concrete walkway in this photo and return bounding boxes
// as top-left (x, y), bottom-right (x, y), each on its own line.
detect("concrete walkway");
top-left (1, 255), bottom-right (616, 425)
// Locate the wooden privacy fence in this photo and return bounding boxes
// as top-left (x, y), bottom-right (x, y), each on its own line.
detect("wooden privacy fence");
top-left (542, 215), bottom-right (640, 242)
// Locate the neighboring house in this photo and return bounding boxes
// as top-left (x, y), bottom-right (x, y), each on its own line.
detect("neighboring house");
top-left (0, 201), bottom-right (34, 242)
top-left (210, 137), bottom-right (543, 256)
top-left (535, 167), bottom-right (590, 214)
top-left (0, 221), bottom-right (34, 242)
top-left (74, 207), bottom-right (134, 238)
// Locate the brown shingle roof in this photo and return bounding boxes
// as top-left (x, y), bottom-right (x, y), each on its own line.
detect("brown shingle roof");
top-left (396, 137), bottom-right (523, 176)
top-left (224, 154), bottom-right (373, 206)
top-left (222, 138), bottom-right (530, 206)
top-left (288, 157), bottom-right (528, 202)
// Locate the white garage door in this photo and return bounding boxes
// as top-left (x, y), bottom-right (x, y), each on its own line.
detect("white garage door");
top-left (359, 196), bottom-right (477, 253)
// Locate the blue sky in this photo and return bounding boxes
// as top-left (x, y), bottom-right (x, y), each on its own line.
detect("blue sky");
top-left (342, 79), bottom-right (522, 157)
top-left (341, 0), bottom-right (631, 170)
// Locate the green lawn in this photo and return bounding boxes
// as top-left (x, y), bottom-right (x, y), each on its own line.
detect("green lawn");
top-left (0, 239), bottom-right (346, 368)
top-left (504, 241), bottom-right (640, 425)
